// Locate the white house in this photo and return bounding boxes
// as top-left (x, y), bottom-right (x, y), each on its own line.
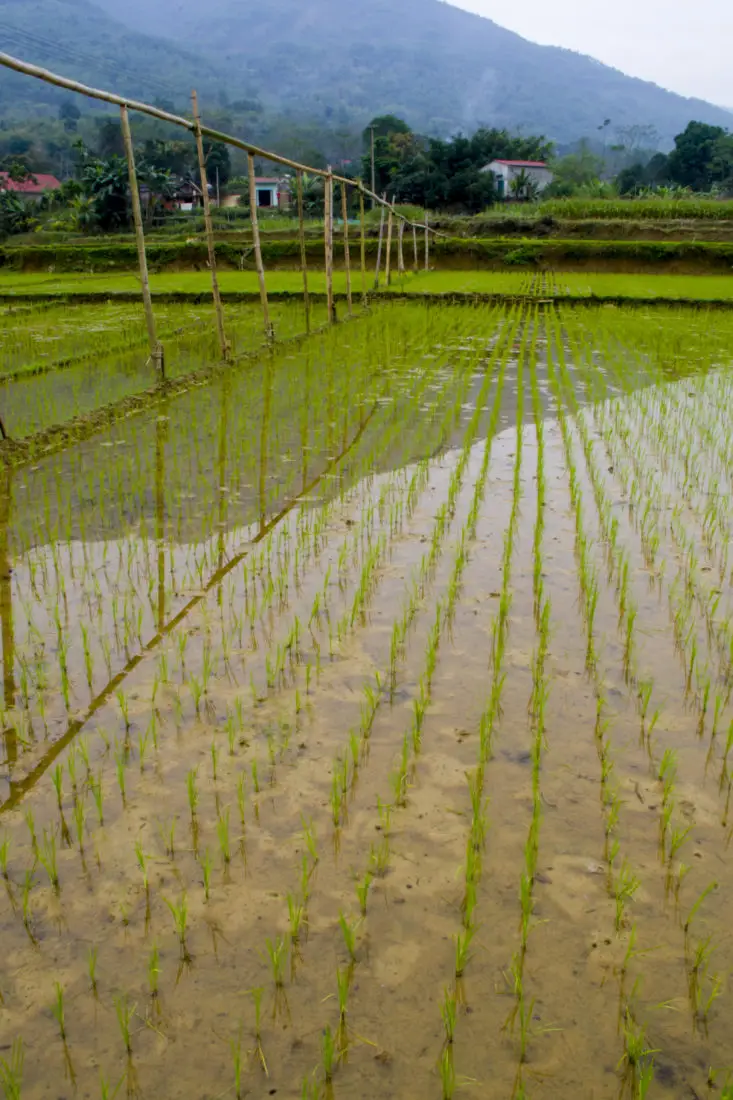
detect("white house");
top-left (483, 159), bottom-right (553, 199)
top-left (253, 177), bottom-right (286, 209)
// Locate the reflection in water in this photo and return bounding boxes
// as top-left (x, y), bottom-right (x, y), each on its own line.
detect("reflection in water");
top-left (0, 463), bottom-right (15, 769)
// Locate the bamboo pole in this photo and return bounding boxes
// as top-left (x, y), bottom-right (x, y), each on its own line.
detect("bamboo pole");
top-left (341, 181), bottom-right (352, 316)
top-left (385, 205), bottom-right (394, 286)
top-left (374, 198), bottom-right (386, 289)
top-left (191, 89), bottom-right (229, 360)
top-left (412, 223), bottom-right (418, 272)
top-left (119, 104), bottom-right (164, 379)
top-left (397, 218), bottom-right (405, 276)
top-left (324, 167), bottom-right (335, 323)
top-left (359, 184), bottom-right (367, 306)
top-left (425, 209), bottom-right (430, 271)
top-left (295, 169), bottom-right (311, 334)
top-left (247, 153), bottom-right (273, 341)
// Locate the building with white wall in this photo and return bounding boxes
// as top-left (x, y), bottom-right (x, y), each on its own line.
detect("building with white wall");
top-left (483, 159), bottom-right (553, 199)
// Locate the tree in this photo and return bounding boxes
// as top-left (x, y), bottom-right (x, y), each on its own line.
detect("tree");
top-left (547, 141), bottom-right (604, 195)
top-left (0, 191), bottom-right (35, 237)
top-left (95, 119), bottom-right (125, 160)
top-left (144, 139), bottom-right (194, 178)
top-left (666, 121), bottom-right (726, 191)
top-left (616, 163), bottom-right (646, 195)
top-left (59, 101), bottom-right (81, 133)
top-left (509, 168), bottom-right (540, 202)
top-left (202, 140), bottom-right (231, 187)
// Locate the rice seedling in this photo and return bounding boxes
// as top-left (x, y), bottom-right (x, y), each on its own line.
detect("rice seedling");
top-left (249, 987), bottom-right (268, 1074)
top-left (439, 1045), bottom-right (456, 1100)
top-left (38, 828), bottom-right (60, 892)
top-left (88, 945), bottom-right (99, 995)
top-left (164, 892), bottom-right (189, 959)
top-left (685, 880), bottom-right (718, 935)
top-left (0, 834), bottom-right (9, 880)
top-left (148, 942), bottom-right (160, 999)
top-left (338, 910), bottom-right (359, 962)
top-left (263, 936), bottom-right (288, 988)
top-left (321, 1024), bottom-right (337, 1083)
top-left (186, 767), bottom-right (199, 820)
top-left (200, 848), bottom-right (213, 901)
top-left (114, 994), bottom-right (136, 1056)
top-left (217, 807), bottom-right (231, 865)
top-left (51, 980), bottom-right (67, 1042)
top-left (230, 1028), bottom-right (244, 1100)
top-left (0, 1038), bottom-right (24, 1100)
top-left (441, 985), bottom-right (457, 1045)
top-left (454, 927), bottom-right (474, 978)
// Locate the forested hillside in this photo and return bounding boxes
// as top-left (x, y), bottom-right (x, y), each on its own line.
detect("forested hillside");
top-left (1, 0), bottom-right (731, 145)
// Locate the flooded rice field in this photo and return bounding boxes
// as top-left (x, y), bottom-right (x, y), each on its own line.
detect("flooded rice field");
top-left (1, 300), bottom-right (733, 1099)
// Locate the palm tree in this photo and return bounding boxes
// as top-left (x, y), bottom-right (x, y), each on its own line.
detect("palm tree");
top-left (509, 169), bottom-right (540, 202)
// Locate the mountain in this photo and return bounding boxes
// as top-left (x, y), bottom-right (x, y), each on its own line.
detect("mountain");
top-left (2, 0), bottom-right (732, 144)
top-left (0, 0), bottom-right (228, 116)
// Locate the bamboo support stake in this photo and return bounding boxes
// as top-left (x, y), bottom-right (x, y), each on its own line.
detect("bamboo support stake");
top-left (424, 209), bottom-right (430, 271)
top-left (397, 218), bottom-right (405, 276)
top-left (359, 184), bottom-right (367, 306)
top-left (341, 181), bottom-right (352, 316)
top-left (412, 223), bottom-right (418, 272)
top-left (295, 169), bottom-right (311, 333)
top-left (120, 104), bottom-right (164, 378)
top-left (374, 197), bottom-right (386, 289)
top-left (191, 89), bottom-right (229, 360)
top-left (324, 167), bottom-right (335, 323)
top-left (247, 152), bottom-right (273, 341)
top-left (385, 205), bottom-right (394, 286)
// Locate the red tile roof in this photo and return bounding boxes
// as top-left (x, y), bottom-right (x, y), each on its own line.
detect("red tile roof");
top-left (491, 160), bottom-right (548, 168)
top-left (0, 172), bottom-right (62, 193)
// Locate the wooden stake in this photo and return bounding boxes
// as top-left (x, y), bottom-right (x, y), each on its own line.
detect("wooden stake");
top-left (412, 223), bottom-right (418, 272)
top-left (341, 181), bottom-right (352, 316)
top-left (374, 198), bottom-right (385, 289)
top-left (324, 167), bottom-right (335, 323)
top-left (247, 152), bottom-right (273, 341)
top-left (191, 89), bottom-right (229, 360)
top-left (359, 184), bottom-right (367, 306)
top-left (397, 218), bottom-right (405, 276)
top-left (385, 205), bottom-right (393, 286)
top-left (424, 209), bottom-right (430, 271)
top-left (296, 169), bottom-right (310, 333)
top-left (120, 104), bottom-right (164, 378)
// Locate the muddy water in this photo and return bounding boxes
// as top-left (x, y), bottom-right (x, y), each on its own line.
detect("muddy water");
top-left (0, 304), bottom-right (732, 1099)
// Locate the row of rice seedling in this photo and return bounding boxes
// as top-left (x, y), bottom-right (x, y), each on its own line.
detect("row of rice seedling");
top-left (552, 308), bottom-right (732, 1092)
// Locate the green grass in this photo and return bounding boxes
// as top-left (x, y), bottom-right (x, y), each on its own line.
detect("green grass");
top-left (3, 269), bottom-right (733, 303)
top-left (379, 270), bottom-right (733, 301)
top-left (0, 270), bottom-right (361, 297)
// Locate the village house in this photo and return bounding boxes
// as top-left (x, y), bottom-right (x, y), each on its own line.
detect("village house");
top-left (252, 177), bottom-right (289, 209)
top-left (0, 171), bottom-right (62, 201)
top-left (482, 159), bottom-right (553, 199)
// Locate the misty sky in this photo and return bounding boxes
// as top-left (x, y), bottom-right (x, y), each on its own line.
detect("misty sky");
top-left (450, 0), bottom-right (732, 107)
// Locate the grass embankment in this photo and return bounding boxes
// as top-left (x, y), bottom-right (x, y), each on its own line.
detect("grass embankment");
top-left (4, 236), bottom-right (733, 275)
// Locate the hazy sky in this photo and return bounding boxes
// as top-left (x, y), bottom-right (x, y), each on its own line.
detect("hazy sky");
top-left (449, 0), bottom-right (732, 107)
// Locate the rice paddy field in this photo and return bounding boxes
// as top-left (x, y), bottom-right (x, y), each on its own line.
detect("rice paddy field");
top-left (1, 295), bottom-right (733, 1100)
top-left (2, 270), bottom-right (733, 303)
